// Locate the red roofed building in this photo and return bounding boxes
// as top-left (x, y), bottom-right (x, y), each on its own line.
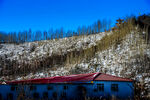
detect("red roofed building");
top-left (0, 73), bottom-right (134, 100)
top-left (6, 72), bottom-right (133, 84)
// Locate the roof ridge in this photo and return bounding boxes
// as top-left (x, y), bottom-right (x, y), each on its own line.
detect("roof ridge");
top-left (102, 73), bottom-right (132, 80)
top-left (96, 73), bottom-right (133, 82)
top-left (93, 72), bottom-right (101, 81)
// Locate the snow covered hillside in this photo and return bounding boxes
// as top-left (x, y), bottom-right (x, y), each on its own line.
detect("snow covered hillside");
top-left (0, 29), bottom-right (150, 97)
top-left (0, 32), bottom-right (108, 62)
top-left (0, 32), bottom-right (110, 78)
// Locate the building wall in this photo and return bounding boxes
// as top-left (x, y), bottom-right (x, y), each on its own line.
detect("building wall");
top-left (0, 81), bottom-right (134, 100)
top-left (92, 81), bottom-right (134, 99)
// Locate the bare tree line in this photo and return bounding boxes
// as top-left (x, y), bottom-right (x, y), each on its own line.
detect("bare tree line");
top-left (0, 19), bottom-right (112, 44)
top-left (0, 17), bottom-right (137, 77)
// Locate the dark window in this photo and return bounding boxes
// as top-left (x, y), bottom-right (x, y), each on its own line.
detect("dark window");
top-left (11, 85), bottom-right (19, 91)
top-left (33, 92), bottom-right (39, 99)
top-left (47, 85), bottom-right (53, 90)
top-left (63, 85), bottom-right (68, 90)
top-left (7, 93), bottom-right (13, 100)
top-left (52, 92), bottom-right (57, 98)
top-left (0, 93), bottom-right (2, 100)
top-left (97, 84), bottom-right (104, 91)
top-left (15, 86), bottom-right (19, 91)
top-left (11, 86), bottom-right (15, 91)
top-left (94, 89), bottom-right (98, 92)
top-left (43, 92), bottom-right (48, 99)
top-left (61, 92), bottom-right (66, 98)
top-left (30, 85), bottom-right (36, 91)
top-left (111, 84), bottom-right (118, 92)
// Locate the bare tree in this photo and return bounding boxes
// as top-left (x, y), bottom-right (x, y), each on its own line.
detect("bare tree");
top-left (97, 20), bottom-right (101, 33)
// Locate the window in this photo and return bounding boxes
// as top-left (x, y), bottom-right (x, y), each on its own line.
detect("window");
top-left (97, 84), bottom-right (104, 91)
top-left (47, 85), bottom-right (53, 90)
top-left (33, 92), bottom-right (39, 99)
top-left (0, 93), bottom-right (2, 100)
top-left (61, 92), bottom-right (66, 98)
top-left (111, 84), bottom-right (118, 92)
top-left (11, 86), bottom-right (15, 91)
top-left (30, 85), bottom-right (36, 91)
top-left (94, 88), bottom-right (98, 92)
top-left (11, 85), bottom-right (19, 91)
top-left (63, 85), bottom-right (68, 90)
top-left (7, 93), bottom-right (13, 100)
top-left (43, 92), bottom-right (48, 99)
top-left (52, 92), bottom-right (57, 98)
top-left (15, 86), bottom-right (19, 91)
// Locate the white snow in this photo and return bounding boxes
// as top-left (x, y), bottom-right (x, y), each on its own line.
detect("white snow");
top-left (0, 30), bottom-right (150, 95)
top-left (0, 32), bottom-right (108, 62)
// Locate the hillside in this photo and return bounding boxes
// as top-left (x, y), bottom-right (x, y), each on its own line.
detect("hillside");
top-left (0, 19), bottom-right (150, 98)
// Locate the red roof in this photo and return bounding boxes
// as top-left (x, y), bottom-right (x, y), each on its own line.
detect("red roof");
top-left (95, 73), bottom-right (133, 82)
top-left (5, 73), bottom-right (133, 84)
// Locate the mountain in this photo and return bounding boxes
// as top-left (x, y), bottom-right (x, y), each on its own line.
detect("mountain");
top-left (0, 18), bottom-right (150, 98)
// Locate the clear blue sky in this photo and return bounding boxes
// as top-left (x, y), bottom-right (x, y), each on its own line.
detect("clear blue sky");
top-left (0, 0), bottom-right (150, 33)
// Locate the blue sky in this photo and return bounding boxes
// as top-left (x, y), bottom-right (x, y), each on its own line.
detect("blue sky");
top-left (0, 0), bottom-right (150, 33)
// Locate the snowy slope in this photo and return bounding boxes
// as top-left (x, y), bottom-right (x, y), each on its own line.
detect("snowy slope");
top-left (0, 32), bottom-right (108, 62)
top-left (0, 30), bottom-right (149, 97)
